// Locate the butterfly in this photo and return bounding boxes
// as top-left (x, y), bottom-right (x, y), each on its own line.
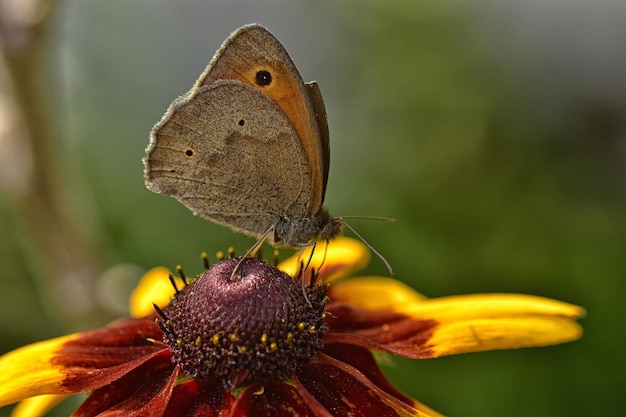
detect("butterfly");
top-left (144, 24), bottom-right (391, 273)
top-left (144, 24), bottom-right (343, 250)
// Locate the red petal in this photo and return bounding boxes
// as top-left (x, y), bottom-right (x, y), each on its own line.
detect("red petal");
top-left (73, 350), bottom-right (178, 417)
top-left (231, 382), bottom-right (320, 417)
top-left (164, 380), bottom-right (235, 417)
top-left (53, 317), bottom-right (168, 392)
top-left (322, 343), bottom-right (415, 407)
top-left (325, 304), bottom-right (438, 358)
top-left (295, 360), bottom-right (421, 417)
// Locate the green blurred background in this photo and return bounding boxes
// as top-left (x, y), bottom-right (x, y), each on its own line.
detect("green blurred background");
top-left (1, 1), bottom-right (624, 416)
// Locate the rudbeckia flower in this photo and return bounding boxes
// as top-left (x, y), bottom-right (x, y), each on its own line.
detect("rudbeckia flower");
top-left (0, 237), bottom-right (584, 417)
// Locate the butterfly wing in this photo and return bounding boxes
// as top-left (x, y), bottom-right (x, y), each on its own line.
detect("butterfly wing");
top-left (193, 24), bottom-right (328, 213)
top-left (304, 81), bottom-right (330, 202)
top-left (145, 81), bottom-right (313, 239)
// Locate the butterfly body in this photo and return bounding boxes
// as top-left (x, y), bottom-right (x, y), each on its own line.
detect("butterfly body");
top-left (144, 24), bottom-right (343, 247)
top-left (272, 209), bottom-right (343, 247)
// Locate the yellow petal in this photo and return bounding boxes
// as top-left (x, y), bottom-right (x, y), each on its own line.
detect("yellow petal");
top-left (400, 293), bottom-right (584, 321)
top-left (412, 401), bottom-right (445, 417)
top-left (403, 294), bottom-right (584, 356)
top-left (0, 334), bottom-right (79, 407)
top-left (330, 277), bottom-right (427, 310)
top-left (278, 237), bottom-right (370, 281)
top-left (10, 394), bottom-right (68, 417)
top-left (430, 315), bottom-right (583, 356)
top-left (129, 266), bottom-right (183, 318)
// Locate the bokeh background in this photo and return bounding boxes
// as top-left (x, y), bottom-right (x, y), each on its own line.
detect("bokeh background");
top-left (1, 1), bottom-right (624, 416)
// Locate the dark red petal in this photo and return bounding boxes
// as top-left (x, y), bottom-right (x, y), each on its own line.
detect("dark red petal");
top-left (295, 358), bottom-right (419, 417)
top-left (325, 303), bottom-right (438, 358)
top-left (231, 382), bottom-right (321, 417)
top-left (164, 380), bottom-right (235, 417)
top-left (321, 343), bottom-right (415, 408)
top-left (73, 350), bottom-right (178, 417)
top-left (52, 317), bottom-right (168, 392)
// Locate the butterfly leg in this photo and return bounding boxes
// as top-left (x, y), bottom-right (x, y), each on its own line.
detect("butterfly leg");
top-left (230, 226), bottom-right (274, 279)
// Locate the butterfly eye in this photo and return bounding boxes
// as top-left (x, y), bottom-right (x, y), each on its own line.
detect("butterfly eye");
top-left (185, 149), bottom-right (194, 157)
top-left (255, 70), bottom-right (272, 86)
top-left (238, 119), bottom-right (245, 126)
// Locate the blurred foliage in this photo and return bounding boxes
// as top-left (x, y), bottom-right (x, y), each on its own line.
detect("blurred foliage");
top-left (1, 1), bottom-right (624, 416)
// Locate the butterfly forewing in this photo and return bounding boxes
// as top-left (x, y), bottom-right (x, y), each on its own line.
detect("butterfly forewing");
top-left (193, 24), bottom-right (327, 213)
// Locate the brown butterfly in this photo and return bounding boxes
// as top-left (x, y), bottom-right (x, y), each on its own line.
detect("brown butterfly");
top-left (145, 23), bottom-right (342, 248)
top-left (144, 24), bottom-right (391, 272)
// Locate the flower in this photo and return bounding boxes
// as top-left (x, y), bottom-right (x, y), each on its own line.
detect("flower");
top-left (0, 237), bottom-right (584, 417)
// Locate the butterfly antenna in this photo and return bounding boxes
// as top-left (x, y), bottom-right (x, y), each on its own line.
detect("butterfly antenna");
top-left (342, 221), bottom-right (394, 276)
top-left (341, 215), bottom-right (396, 222)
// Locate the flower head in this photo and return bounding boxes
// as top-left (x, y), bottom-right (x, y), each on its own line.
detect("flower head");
top-left (157, 256), bottom-right (328, 390)
top-left (0, 237), bottom-right (584, 417)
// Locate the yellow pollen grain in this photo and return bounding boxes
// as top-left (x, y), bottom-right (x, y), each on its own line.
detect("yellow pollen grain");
top-left (176, 339), bottom-right (183, 347)
top-left (216, 251), bottom-right (225, 261)
top-left (195, 337), bottom-right (202, 347)
top-left (212, 334), bottom-right (220, 346)
top-left (254, 386), bottom-right (265, 395)
top-left (309, 325), bottom-right (316, 334)
top-left (240, 346), bottom-right (247, 354)
top-left (229, 333), bottom-right (239, 343)
top-left (298, 322), bottom-right (306, 331)
top-left (270, 342), bottom-right (278, 352)
top-left (261, 333), bottom-right (268, 345)
top-left (286, 332), bottom-right (293, 343)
